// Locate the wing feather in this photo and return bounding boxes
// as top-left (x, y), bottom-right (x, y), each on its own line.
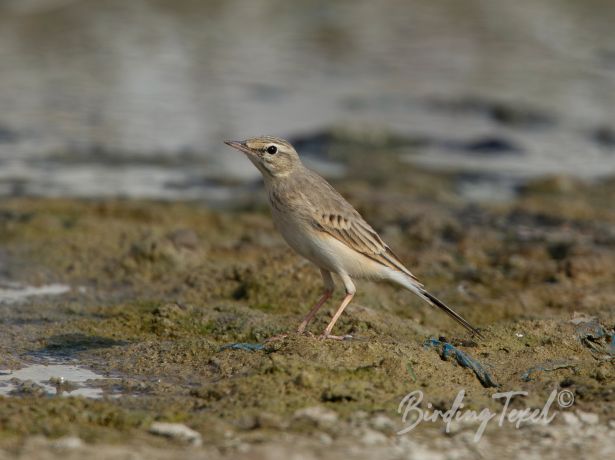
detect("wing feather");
top-left (314, 211), bottom-right (419, 282)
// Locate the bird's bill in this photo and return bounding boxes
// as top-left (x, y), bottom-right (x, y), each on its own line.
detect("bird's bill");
top-left (224, 140), bottom-right (253, 155)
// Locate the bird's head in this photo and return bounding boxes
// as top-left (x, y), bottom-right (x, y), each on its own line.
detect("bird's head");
top-left (224, 136), bottom-right (301, 178)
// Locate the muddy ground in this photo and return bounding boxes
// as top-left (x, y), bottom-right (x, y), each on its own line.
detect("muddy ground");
top-left (0, 144), bottom-right (614, 459)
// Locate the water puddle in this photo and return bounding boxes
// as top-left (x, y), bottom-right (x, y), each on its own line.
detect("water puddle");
top-left (0, 364), bottom-right (108, 398)
top-left (0, 282), bottom-right (71, 304)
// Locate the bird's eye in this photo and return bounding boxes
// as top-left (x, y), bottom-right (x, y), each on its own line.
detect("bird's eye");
top-left (266, 145), bottom-right (277, 154)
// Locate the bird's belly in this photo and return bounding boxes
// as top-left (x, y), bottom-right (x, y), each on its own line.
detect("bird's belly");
top-left (272, 209), bottom-right (386, 278)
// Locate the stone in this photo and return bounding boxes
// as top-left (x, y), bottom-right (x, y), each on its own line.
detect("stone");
top-left (292, 406), bottom-right (339, 428)
top-left (576, 411), bottom-right (599, 425)
top-left (369, 413), bottom-right (395, 433)
top-left (51, 436), bottom-right (84, 450)
top-left (358, 428), bottom-right (388, 446)
top-left (561, 412), bottom-right (580, 427)
top-left (149, 422), bottom-right (202, 446)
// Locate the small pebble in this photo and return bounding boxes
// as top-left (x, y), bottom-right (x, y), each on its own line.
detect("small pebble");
top-left (370, 413), bottom-right (395, 432)
top-left (359, 428), bottom-right (388, 446)
top-left (576, 411), bottom-right (599, 425)
top-left (319, 433), bottom-right (333, 445)
top-left (293, 406), bottom-right (338, 428)
top-left (51, 436), bottom-right (83, 450)
top-left (561, 412), bottom-right (580, 427)
top-left (149, 422), bottom-right (202, 446)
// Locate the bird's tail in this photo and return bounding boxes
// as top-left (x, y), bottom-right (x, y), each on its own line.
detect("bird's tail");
top-left (416, 289), bottom-right (483, 339)
top-left (388, 270), bottom-right (483, 338)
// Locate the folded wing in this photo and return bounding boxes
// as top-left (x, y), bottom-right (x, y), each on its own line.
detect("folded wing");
top-left (313, 210), bottom-right (421, 284)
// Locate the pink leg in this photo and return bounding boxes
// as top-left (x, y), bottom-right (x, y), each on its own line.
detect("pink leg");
top-left (320, 292), bottom-right (354, 339)
top-left (297, 270), bottom-right (335, 334)
top-left (320, 273), bottom-right (356, 340)
top-left (298, 290), bottom-right (332, 333)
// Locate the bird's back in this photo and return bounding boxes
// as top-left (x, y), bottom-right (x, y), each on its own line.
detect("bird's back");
top-left (266, 166), bottom-right (358, 220)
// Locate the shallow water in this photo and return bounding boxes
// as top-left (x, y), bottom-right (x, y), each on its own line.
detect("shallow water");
top-left (0, 282), bottom-right (70, 304)
top-left (0, 363), bottom-right (107, 398)
top-left (1, 0), bottom-right (615, 200)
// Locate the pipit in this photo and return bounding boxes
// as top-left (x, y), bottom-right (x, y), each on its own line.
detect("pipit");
top-left (225, 136), bottom-right (482, 340)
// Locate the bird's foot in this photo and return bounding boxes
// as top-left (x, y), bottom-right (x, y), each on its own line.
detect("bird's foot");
top-left (297, 323), bottom-right (320, 338)
top-left (318, 332), bottom-right (353, 341)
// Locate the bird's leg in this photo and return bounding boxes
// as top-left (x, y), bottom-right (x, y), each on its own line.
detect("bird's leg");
top-left (297, 291), bottom-right (331, 334)
top-left (297, 270), bottom-right (334, 334)
top-left (320, 273), bottom-right (356, 340)
top-left (320, 293), bottom-right (354, 340)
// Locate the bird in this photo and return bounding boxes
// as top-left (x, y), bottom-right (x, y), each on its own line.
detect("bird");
top-left (224, 136), bottom-right (482, 340)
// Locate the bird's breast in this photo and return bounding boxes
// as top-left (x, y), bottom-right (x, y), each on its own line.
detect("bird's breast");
top-left (270, 206), bottom-right (320, 260)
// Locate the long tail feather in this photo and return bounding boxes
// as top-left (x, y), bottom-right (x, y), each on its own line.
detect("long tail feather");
top-left (418, 290), bottom-right (483, 339)
top-left (386, 270), bottom-right (483, 338)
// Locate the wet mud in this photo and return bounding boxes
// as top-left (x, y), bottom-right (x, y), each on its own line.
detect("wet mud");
top-left (0, 154), bottom-right (613, 458)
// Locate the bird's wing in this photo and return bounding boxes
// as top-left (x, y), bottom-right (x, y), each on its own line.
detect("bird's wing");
top-left (312, 209), bottom-right (420, 283)
top-left (287, 167), bottom-right (419, 282)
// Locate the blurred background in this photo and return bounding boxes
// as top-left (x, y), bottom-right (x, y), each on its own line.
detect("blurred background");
top-left (1, 0), bottom-right (615, 202)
